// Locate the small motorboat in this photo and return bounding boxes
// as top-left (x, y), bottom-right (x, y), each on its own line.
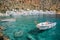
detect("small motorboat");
top-left (1, 18), bottom-right (16, 22)
top-left (14, 31), bottom-right (23, 37)
top-left (36, 22), bottom-right (56, 30)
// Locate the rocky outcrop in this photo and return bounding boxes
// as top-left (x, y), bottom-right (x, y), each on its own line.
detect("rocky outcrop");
top-left (0, 0), bottom-right (60, 14)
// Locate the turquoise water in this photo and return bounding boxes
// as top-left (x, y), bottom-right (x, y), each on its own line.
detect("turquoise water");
top-left (0, 14), bottom-right (59, 40)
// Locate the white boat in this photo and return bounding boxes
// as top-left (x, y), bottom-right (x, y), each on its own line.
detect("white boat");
top-left (1, 18), bottom-right (16, 22)
top-left (36, 22), bottom-right (56, 30)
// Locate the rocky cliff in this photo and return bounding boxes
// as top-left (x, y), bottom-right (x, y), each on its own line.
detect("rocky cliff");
top-left (0, 0), bottom-right (60, 13)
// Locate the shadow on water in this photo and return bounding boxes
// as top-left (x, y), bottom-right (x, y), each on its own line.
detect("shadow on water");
top-left (0, 21), bottom-right (8, 23)
top-left (27, 28), bottom-right (51, 40)
top-left (28, 28), bottom-right (47, 35)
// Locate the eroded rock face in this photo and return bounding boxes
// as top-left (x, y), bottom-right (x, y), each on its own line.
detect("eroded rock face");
top-left (0, 0), bottom-right (60, 13)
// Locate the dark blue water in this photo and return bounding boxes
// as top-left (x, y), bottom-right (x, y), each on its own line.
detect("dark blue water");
top-left (56, 18), bottom-right (60, 40)
top-left (0, 15), bottom-right (59, 40)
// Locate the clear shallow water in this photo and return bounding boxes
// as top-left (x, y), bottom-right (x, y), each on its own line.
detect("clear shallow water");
top-left (0, 14), bottom-right (59, 40)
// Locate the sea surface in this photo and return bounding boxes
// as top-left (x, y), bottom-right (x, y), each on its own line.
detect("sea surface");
top-left (0, 14), bottom-right (60, 40)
